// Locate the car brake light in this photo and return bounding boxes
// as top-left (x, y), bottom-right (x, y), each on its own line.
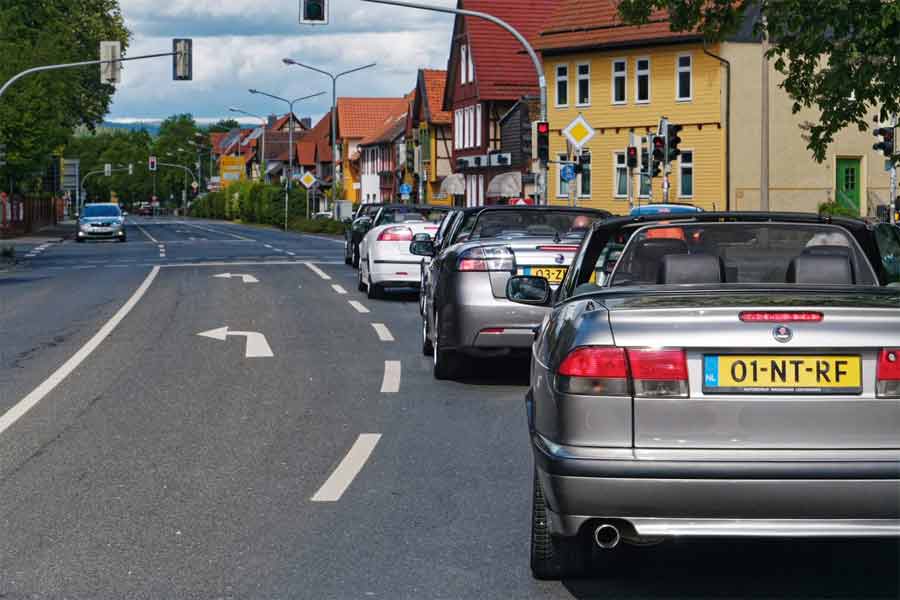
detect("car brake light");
top-left (646, 227), bottom-right (685, 240)
top-left (739, 311), bottom-right (823, 323)
top-left (378, 226), bottom-right (413, 242)
top-left (456, 246), bottom-right (515, 272)
top-left (556, 347), bottom-right (629, 396)
top-left (627, 348), bottom-right (689, 398)
top-left (876, 349), bottom-right (900, 397)
top-left (538, 245), bottom-right (579, 252)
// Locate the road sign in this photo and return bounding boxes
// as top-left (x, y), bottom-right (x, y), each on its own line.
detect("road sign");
top-left (100, 41), bottom-right (122, 84)
top-left (560, 164), bottom-right (576, 183)
top-left (104, 163), bottom-right (112, 177)
top-left (399, 183), bottom-right (412, 195)
top-left (562, 114), bottom-right (596, 150)
top-left (300, 171), bottom-right (317, 189)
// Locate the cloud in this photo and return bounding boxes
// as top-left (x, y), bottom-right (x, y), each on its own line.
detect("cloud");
top-left (110, 0), bottom-right (455, 121)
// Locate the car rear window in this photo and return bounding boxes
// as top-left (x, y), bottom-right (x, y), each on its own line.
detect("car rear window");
top-left (82, 205), bottom-right (121, 218)
top-left (455, 210), bottom-right (597, 242)
top-left (609, 223), bottom-right (877, 287)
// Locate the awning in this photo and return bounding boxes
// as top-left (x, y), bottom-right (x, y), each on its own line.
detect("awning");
top-left (439, 173), bottom-right (465, 196)
top-left (486, 172), bottom-right (522, 198)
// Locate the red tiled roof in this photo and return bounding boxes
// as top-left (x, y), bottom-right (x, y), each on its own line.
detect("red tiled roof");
top-left (210, 132), bottom-right (227, 154)
top-left (296, 140), bottom-right (316, 165)
top-left (337, 97), bottom-right (410, 140)
top-left (421, 69), bottom-right (450, 124)
top-left (309, 111), bottom-right (333, 163)
top-left (534, 1), bottom-right (699, 52)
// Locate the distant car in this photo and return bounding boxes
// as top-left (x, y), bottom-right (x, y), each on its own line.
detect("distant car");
top-left (344, 203), bottom-right (389, 267)
top-left (138, 205), bottom-right (153, 216)
top-left (414, 206), bottom-right (610, 379)
top-left (357, 206), bottom-right (450, 299)
top-left (77, 203), bottom-right (126, 242)
top-left (312, 211), bottom-right (334, 221)
top-left (509, 212), bottom-right (900, 580)
top-left (629, 202), bottom-right (702, 216)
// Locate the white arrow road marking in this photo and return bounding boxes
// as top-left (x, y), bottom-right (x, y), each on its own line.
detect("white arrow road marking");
top-left (311, 434), bottom-right (381, 502)
top-left (372, 323), bottom-right (394, 342)
top-left (212, 273), bottom-right (259, 284)
top-left (331, 284), bottom-right (347, 295)
top-left (303, 262), bottom-right (332, 280)
top-left (197, 326), bottom-right (274, 358)
top-left (348, 300), bottom-right (370, 314)
top-left (0, 266), bottom-right (160, 436)
top-left (381, 360), bottom-right (402, 393)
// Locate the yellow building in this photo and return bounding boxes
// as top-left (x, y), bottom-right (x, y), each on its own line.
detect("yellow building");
top-left (535, 12), bottom-right (726, 213)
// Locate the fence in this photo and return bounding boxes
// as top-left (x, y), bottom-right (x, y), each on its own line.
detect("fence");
top-left (0, 193), bottom-right (58, 237)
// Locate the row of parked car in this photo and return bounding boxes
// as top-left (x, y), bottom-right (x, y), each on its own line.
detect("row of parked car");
top-left (342, 201), bottom-right (900, 580)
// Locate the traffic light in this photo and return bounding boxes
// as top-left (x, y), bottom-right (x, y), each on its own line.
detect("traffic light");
top-left (173, 39), bottom-right (192, 81)
top-left (652, 135), bottom-right (666, 162)
top-left (650, 159), bottom-right (661, 178)
top-left (104, 163), bottom-right (112, 177)
top-left (626, 145), bottom-right (638, 169)
top-left (666, 123), bottom-right (683, 162)
top-left (521, 121), bottom-right (533, 162)
top-left (874, 127), bottom-right (895, 158)
top-left (535, 121), bottom-right (550, 165)
top-left (573, 152), bottom-right (590, 175)
top-left (100, 41), bottom-right (122, 85)
top-left (148, 156), bottom-right (158, 172)
top-left (301, 0), bottom-right (328, 24)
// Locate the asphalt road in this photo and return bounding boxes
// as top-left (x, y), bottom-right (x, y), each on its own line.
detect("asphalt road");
top-left (0, 216), bottom-right (897, 599)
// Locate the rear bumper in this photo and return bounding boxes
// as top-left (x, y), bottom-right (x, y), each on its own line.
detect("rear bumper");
top-left (533, 434), bottom-right (900, 538)
top-left (370, 259), bottom-right (422, 286)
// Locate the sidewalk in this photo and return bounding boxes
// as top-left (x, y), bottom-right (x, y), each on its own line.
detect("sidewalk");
top-left (1, 220), bottom-right (75, 244)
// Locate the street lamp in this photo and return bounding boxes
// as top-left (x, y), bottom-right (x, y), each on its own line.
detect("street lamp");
top-left (248, 88), bottom-right (326, 230)
top-left (229, 106), bottom-right (268, 183)
top-left (282, 58), bottom-right (376, 212)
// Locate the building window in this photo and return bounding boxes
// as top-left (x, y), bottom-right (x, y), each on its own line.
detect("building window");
top-left (576, 63), bottom-right (590, 106)
top-left (614, 153), bottom-right (627, 198)
top-left (454, 109), bottom-right (462, 149)
top-left (557, 153), bottom-right (570, 197)
top-left (555, 64), bottom-right (568, 107)
top-left (475, 104), bottom-right (482, 148)
top-left (612, 59), bottom-right (626, 104)
top-left (420, 128), bottom-right (431, 161)
top-left (677, 54), bottom-right (692, 101)
top-left (578, 151), bottom-right (591, 197)
top-left (467, 48), bottom-right (475, 82)
top-left (679, 151), bottom-right (694, 198)
top-left (460, 45), bottom-right (468, 84)
top-left (636, 58), bottom-right (650, 103)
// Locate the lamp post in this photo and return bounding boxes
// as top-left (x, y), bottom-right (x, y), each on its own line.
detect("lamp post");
top-left (248, 89), bottom-right (326, 230)
top-left (282, 59), bottom-right (376, 213)
top-left (229, 107), bottom-right (268, 183)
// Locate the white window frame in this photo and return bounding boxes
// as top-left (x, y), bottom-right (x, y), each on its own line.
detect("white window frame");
top-left (475, 103), bottom-right (482, 148)
top-left (635, 57), bottom-right (651, 104)
top-left (460, 45), bottom-right (468, 85)
top-left (578, 150), bottom-right (591, 198)
top-left (454, 109), bottom-right (461, 149)
top-left (611, 59), bottom-right (627, 105)
top-left (676, 53), bottom-right (692, 102)
top-left (555, 64), bottom-right (569, 108)
top-left (557, 153), bottom-right (570, 198)
top-left (478, 174), bottom-right (484, 205)
top-left (576, 62), bottom-right (591, 107)
top-left (467, 48), bottom-right (475, 83)
top-left (678, 150), bottom-right (694, 198)
top-left (613, 152), bottom-right (627, 198)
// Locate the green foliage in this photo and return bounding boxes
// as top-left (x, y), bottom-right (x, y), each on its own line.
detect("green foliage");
top-left (204, 119), bottom-right (241, 133)
top-left (818, 201), bottom-right (861, 219)
top-left (617, 0), bottom-right (900, 162)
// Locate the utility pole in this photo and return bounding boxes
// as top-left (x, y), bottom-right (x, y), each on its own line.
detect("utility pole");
top-left (891, 114), bottom-right (898, 225)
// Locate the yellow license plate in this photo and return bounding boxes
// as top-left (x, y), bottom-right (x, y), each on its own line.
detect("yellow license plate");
top-left (704, 355), bottom-right (862, 394)
top-left (524, 266), bottom-right (567, 283)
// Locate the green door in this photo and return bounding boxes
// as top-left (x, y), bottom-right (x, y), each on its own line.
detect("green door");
top-left (836, 158), bottom-right (861, 215)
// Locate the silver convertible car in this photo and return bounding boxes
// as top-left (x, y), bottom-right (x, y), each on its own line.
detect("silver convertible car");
top-left (506, 212), bottom-right (900, 579)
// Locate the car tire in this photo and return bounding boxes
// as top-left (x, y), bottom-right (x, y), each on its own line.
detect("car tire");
top-left (421, 314), bottom-right (433, 356)
top-left (352, 243), bottom-right (360, 269)
top-left (357, 264), bottom-right (366, 292)
top-left (531, 470), bottom-right (589, 580)
top-left (344, 242), bottom-right (352, 265)
top-left (432, 312), bottom-right (463, 380)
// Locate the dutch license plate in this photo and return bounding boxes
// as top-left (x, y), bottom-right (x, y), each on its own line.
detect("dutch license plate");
top-left (522, 266), bottom-right (567, 283)
top-left (703, 355), bottom-right (862, 394)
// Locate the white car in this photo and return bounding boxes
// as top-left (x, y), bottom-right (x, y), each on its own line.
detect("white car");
top-left (357, 208), bottom-right (449, 299)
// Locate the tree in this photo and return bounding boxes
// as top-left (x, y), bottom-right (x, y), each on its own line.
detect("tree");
top-left (617, 0), bottom-right (900, 162)
top-left (0, 1), bottom-right (130, 189)
top-left (205, 119), bottom-right (241, 133)
top-left (154, 114), bottom-right (202, 207)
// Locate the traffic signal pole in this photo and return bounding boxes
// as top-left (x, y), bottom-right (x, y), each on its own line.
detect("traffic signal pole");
top-left (891, 114), bottom-right (898, 225)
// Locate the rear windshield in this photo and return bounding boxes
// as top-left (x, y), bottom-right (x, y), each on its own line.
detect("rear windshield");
top-left (454, 210), bottom-right (597, 243)
top-left (82, 205), bottom-right (121, 218)
top-left (608, 223), bottom-right (877, 287)
top-left (378, 208), bottom-right (446, 225)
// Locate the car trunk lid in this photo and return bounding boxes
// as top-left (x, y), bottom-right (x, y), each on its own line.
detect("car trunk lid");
top-left (488, 238), bottom-right (582, 298)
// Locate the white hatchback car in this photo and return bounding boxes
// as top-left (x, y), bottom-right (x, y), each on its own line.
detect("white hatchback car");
top-left (357, 207), bottom-right (449, 299)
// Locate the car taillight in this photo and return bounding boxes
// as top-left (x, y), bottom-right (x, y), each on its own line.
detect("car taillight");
top-left (739, 311), bottom-right (823, 323)
top-left (556, 347), bottom-right (629, 396)
top-left (876, 349), bottom-right (900, 397)
top-left (456, 246), bottom-right (515, 272)
top-left (538, 245), bottom-right (579, 252)
top-left (556, 347), bottom-right (689, 397)
top-left (378, 226), bottom-right (413, 242)
top-left (627, 348), bottom-right (689, 398)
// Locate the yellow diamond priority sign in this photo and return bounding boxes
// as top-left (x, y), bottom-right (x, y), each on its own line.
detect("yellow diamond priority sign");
top-left (562, 114), bottom-right (596, 150)
top-left (300, 171), bottom-right (317, 189)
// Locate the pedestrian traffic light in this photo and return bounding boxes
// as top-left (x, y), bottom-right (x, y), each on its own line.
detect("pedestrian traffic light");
top-left (535, 121), bottom-right (550, 165)
top-left (173, 39), bottom-right (192, 81)
top-left (148, 156), bottom-right (158, 172)
top-left (652, 135), bottom-right (666, 162)
top-left (301, 0), bottom-right (328, 24)
top-left (666, 124), bottom-right (683, 162)
top-left (874, 127), bottom-right (895, 158)
top-left (650, 159), bottom-right (661, 178)
top-left (626, 146), bottom-right (638, 169)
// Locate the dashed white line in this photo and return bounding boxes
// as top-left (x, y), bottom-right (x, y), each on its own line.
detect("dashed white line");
top-left (264, 244), bottom-right (273, 249)
top-left (73, 265), bottom-right (97, 270)
top-left (136, 223), bottom-right (158, 243)
top-left (286, 251), bottom-right (296, 256)
top-left (0, 266), bottom-right (160, 436)
top-left (311, 434), bottom-right (382, 503)
top-left (381, 361), bottom-right (402, 393)
top-left (331, 284), bottom-right (348, 295)
top-left (304, 262), bottom-right (332, 280)
top-left (348, 300), bottom-right (370, 314)
top-left (372, 323), bottom-right (395, 342)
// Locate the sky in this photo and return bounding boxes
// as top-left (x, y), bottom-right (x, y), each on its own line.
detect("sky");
top-left (108, 0), bottom-right (456, 126)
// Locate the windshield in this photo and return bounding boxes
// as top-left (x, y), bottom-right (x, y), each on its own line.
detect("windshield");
top-left (378, 208), bottom-right (447, 225)
top-left (82, 205), bottom-right (121, 218)
top-left (606, 223), bottom-right (876, 287)
top-left (454, 210), bottom-right (597, 243)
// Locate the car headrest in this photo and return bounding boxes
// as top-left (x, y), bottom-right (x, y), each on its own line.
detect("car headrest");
top-left (658, 254), bottom-right (725, 285)
top-left (634, 238), bottom-right (689, 260)
top-left (802, 244), bottom-right (851, 257)
top-left (786, 255), bottom-right (854, 285)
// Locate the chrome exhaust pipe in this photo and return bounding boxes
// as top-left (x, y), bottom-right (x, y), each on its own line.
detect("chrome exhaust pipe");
top-left (593, 523), bottom-right (621, 549)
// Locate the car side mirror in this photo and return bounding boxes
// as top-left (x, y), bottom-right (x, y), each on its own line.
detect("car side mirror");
top-left (412, 232), bottom-right (431, 242)
top-left (343, 217), bottom-right (352, 225)
top-left (506, 275), bottom-right (552, 306)
top-left (409, 239), bottom-right (435, 257)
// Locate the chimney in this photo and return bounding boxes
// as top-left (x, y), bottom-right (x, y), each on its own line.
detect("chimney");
top-left (268, 114), bottom-right (278, 128)
top-left (301, 117), bottom-right (312, 129)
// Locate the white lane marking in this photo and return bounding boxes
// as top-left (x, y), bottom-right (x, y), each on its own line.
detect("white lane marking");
top-left (286, 251), bottom-right (296, 256)
top-left (311, 434), bottom-right (381, 502)
top-left (107, 264), bottom-right (131, 268)
top-left (0, 267), bottom-right (160, 436)
top-left (264, 244), bottom-right (273, 249)
top-left (302, 234), bottom-right (345, 245)
top-left (196, 326), bottom-right (273, 358)
top-left (381, 361), bottom-right (402, 393)
top-left (304, 262), bottom-right (332, 280)
top-left (212, 273), bottom-right (259, 284)
top-left (181, 221), bottom-right (253, 241)
top-left (371, 323), bottom-right (395, 342)
top-left (348, 300), bottom-right (370, 314)
top-left (73, 265), bottom-right (97, 270)
top-left (331, 284), bottom-right (347, 295)
top-left (136, 223), bottom-right (158, 243)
